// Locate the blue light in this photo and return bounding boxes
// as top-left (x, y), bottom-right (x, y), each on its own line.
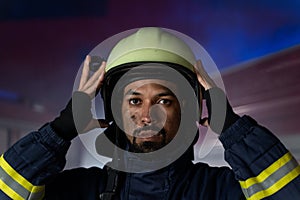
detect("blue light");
top-left (0, 90), bottom-right (21, 102)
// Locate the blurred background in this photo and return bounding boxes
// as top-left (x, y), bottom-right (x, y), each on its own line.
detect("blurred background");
top-left (0, 0), bottom-right (300, 168)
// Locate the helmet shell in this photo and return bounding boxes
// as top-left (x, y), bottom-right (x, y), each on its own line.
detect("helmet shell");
top-left (106, 27), bottom-right (196, 73)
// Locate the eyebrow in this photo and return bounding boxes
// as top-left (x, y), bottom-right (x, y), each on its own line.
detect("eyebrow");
top-left (125, 89), bottom-right (141, 96)
top-left (125, 89), bottom-right (175, 97)
top-left (157, 92), bottom-right (175, 97)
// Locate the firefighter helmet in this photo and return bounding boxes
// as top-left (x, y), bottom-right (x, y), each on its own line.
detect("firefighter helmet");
top-left (101, 27), bottom-right (201, 122)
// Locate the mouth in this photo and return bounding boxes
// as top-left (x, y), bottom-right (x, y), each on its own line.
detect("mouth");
top-left (136, 130), bottom-right (161, 138)
top-left (133, 126), bottom-right (165, 138)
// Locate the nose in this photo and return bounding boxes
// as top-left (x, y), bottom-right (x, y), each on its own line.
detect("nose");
top-left (140, 101), bottom-right (152, 124)
top-left (140, 103), bottom-right (166, 126)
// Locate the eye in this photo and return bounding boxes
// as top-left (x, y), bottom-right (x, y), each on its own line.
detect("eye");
top-left (157, 99), bottom-right (172, 105)
top-left (129, 98), bottom-right (141, 105)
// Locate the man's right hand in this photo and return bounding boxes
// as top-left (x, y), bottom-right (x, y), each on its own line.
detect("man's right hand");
top-left (50, 55), bottom-right (109, 141)
top-left (76, 55), bottom-right (109, 132)
top-left (78, 55), bottom-right (106, 98)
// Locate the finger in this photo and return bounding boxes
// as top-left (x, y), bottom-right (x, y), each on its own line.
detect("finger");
top-left (80, 61), bottom-right (106, 94)
top-left (199, 117), bottom-right (209, 127)
top-left (82, 118), bottom-right (109, 132)
top-left (98, 119), bottom-right (110, 128)
top-left (194, 61), bottom-right (207, 85)
top-left (96, 61), bottom-right (106, 89)
top-left (194, 60), bottom-right (215, 90)
top-left (81, 67), bottom-right (102, 91)
top-left (98, 61), bottom-right (106, 75)
top-left (97, 61), bottom-right (106, 86)
top-left (79, 55), bottom-right (91, 90)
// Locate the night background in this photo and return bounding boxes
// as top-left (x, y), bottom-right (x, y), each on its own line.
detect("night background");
top-left (0, 0), bottom-right (300, 165)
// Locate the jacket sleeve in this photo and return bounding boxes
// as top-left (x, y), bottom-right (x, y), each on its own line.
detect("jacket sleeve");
top-left (0, 123), bottom-right (71, 200)
top-left (219, 115), bottom-right (300, 200)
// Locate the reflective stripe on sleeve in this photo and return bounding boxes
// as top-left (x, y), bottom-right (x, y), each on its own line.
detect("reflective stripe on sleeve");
top-left (239, 152), bottom-right (300, 200)
top-left (0, 155), bottom-right (45, 200)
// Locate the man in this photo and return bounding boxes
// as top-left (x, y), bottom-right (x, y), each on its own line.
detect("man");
top-left (0, 27), bottom-right (299, 200)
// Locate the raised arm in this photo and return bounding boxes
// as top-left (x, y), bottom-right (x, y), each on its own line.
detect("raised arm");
top-left (0, 56), bottom-right (108, 200)
top-left (194, 61), bottom-right (300, 199)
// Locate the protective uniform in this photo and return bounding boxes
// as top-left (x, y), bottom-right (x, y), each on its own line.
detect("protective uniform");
top-left (0, 27), bottom-right (300, 200)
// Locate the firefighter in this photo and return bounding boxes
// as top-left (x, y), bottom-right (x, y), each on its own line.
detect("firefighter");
top-left (1, 27), bottom-right (299, 200)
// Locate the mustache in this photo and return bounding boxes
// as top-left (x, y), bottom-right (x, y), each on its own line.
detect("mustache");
top-left (133, 125), bottom-right (166, 137)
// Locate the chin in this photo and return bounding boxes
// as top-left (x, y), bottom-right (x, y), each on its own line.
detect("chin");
top-left (132, 140), bottom-right (166, 153)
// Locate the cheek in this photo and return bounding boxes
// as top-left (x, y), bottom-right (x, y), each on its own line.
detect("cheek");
top-left (164, 108), bottom-right (181, 132)
top-left (121, 103), bottom-right (137, 135)
top-left (121, 103), bottom-right (129, 130)
top-left (169, 105), bottom-right (181, 122)
top-left (122, 101), bottom-right (137, 119)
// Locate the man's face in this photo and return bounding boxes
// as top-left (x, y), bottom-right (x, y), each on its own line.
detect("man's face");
top-left (121, 79), bottom-right (181, 153)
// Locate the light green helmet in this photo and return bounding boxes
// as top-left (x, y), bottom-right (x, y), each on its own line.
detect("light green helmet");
top-left (106, 27), bottom-right (196, 73)
top-left (101, 27), bottom-right (201, 122)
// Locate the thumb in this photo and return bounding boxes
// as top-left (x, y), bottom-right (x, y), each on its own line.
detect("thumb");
top-left (97, 119), bottom-right (110, 128)
top-left (199, 117), bottom-right (209, 127)
top-left (82, 118), bottom-right (109, 133)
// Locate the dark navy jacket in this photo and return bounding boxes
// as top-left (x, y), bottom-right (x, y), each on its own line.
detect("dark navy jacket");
top-left (1, 116), bottom-right (300, 199)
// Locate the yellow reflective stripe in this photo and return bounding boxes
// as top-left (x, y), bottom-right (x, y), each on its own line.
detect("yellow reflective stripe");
top-left (0, 155), bottom-right (44, 193)
top-left (0, 179), bottom-right (24, 200)
top-left (0, 154), bottom-right (45, 200)
top-left (239, 152), bottom-right (300, 199)
top-left (240, 152), bottom-right (292, 188)
top-left (246, 165), bottom-right (300, 200)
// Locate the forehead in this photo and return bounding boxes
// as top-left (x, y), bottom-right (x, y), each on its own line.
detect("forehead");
top-left (123, 79), bottom-right (178, 94)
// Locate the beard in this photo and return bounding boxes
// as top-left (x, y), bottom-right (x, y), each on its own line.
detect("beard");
top-left (130, 127), bottom-right (167, 153)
